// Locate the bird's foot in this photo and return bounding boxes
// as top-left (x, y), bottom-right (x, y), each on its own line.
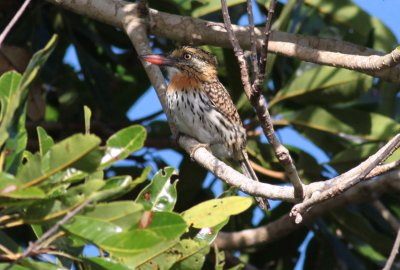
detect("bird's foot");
top-left (190, 143), bottom-right (209, 160)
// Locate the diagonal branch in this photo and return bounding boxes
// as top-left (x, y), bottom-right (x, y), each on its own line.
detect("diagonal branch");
top-left (383, 228), bottom-right (400, 270)
top-left (290, 134), bottom-right (400, 223)
top-left (215, 170), bottom-right (400, 250)
top-left (221, 0), bottom-right (304, 199)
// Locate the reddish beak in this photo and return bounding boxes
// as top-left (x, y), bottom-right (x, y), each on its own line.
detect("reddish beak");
top-left (141, 54), bottom-right (172, 65)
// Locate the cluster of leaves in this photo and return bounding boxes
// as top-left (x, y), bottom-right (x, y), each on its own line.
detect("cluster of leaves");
top-left (1, 0), bottom-right (399, 269)
top-left (0, 36), bottom-right (254, 269)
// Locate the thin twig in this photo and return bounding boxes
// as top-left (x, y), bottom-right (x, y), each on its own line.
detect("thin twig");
top-left (383, 228), bottom-right (400, 270)
top-left (252, 0), bottom-right (277, 92)
top-left (366, 160), bottom-right (400, 179)
top-left (0, 0), bottom-right (32, 47)
top-left (5, 200), bottom-right (91, 269)
top-left (372, 200), bottom-right (400, 231)
top-left (247, 0), bottom-right (259, 78)
top-left (250, 161), bottom-right (286, 181)
top-left (220, 0), bottom-right (304, 199)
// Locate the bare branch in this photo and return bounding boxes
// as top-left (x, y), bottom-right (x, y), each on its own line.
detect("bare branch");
top-left (179, 135), bottom-right (296, 201)
top-left (252, 0), bottom-right (277, 92)
top-left (246, 0), bottom-right (259, 78)
top-left (215, 170), bottom-right (400, 249)
top-left (290, 134), bottom-right (400, 223)
top-left (372, 200), bottom-right (400, 231)
top-left (220, 0), bottom-right (304, 199)
top-left (120, 3), bottom-right (177, 137)
top-left (383, 228), bottom-right (400, 270)
top-left (45, 0), bottom-right (400, 83)
top-left (0, 0), bottom-right (32, 47)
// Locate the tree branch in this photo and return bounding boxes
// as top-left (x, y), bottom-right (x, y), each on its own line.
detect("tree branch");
top-left (220, 0), bottom-right (304, 199)
top-left (290, 134), bottom-right (400, 223)
top-left (44, 0), bottom-right (400, 217)
top-left (215, 170), bottom-right (400, 250)
top-left (45, 0), bottom-right (400, 83)
top-left (0, 0), bottom-right (32, 47)
top-left (383, 228), bottom-right (400, 270)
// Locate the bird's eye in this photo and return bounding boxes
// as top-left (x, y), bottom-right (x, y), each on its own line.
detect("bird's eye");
top-left (183, 53), bottom-right (192, 60)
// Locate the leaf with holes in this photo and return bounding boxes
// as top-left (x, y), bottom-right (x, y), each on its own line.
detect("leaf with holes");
top-left (135, 167), bottom-right (179, 212)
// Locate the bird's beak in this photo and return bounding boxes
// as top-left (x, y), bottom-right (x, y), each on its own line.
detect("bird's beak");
top-left (141, 54), bottom-right (176, 66)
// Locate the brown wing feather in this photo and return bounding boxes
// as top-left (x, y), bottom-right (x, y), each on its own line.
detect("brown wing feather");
top-left (202, 81), bottom-right (242, 125)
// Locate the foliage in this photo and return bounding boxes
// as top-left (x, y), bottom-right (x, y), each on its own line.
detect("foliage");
top-left (0, 0), bottom-right (399, 269)
top-left (0, 36), bottom-right (251, 269)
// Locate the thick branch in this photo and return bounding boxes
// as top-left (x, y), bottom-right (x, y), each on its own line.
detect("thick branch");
top-left (45, 0), bottom-right (400, 83)
top-left (215, 170), bottom-right (400, 250)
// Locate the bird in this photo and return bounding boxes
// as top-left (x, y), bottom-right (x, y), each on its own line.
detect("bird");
top-left (142, 46), bottom-right (269, 209)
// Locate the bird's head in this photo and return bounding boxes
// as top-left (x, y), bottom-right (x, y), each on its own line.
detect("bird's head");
top-left (141, 46), bottom-right (218, 80)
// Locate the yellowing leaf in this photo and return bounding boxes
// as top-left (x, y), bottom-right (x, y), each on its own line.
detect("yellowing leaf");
top-left (182, 196), bottom-right (252, 228)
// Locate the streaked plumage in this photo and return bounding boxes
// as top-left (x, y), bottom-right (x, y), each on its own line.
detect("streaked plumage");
top-left (142, 46), bottom-right (269, 209)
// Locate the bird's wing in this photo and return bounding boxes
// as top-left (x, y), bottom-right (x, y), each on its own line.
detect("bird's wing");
top-left (202, 81), bottom-right (242, 125)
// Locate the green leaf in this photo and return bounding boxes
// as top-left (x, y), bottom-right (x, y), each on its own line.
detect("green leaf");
top-left (194, 218), bottom-right (229, 244)
top-left (82, 201), bottom-right (144, 230)
top-left (84, 105), bottom-right (92, 134)
top-left (0, 265), bottom-right (30, 270)
top-left (2, 187), bottom-right (45, 199)
top-left (20, 259), bottom-right (68, 270)
top-left (37, 127), bottom-right (54, 156)
top-left (85, 257), bottom-right (134, 270)
top-left (182, 196), bottom-right (253, 228)
top-left (304, 0), bottom-right (397, 51)
top-left (63, 215), bottom-right (125, 243)
top-left (126, 239), bottom-right (180, 268)
top-left (270, 66), bottom-right (373, 107)
top-left (17, 133), bottom-right (101, 187)
top-left (282, 106), bottom-right (400, 141)
top-left (136, 167), bottom-right (178, 212)
top-left (64, 212), bottom-right (187, 257)
top-left (171, 239), bottom-right (210, 270)
top-left (91, 167), bottom-right (150, 202)
top-left (0, 35), bottom-right (57, 148)
top-left (192, 0), bottom-right (245, 17)
top-left (0, 71), bottom-right (26, 175)
top-left (145, 212), bottom-right (188, 239)
top-left (101, 125), bottom-right (146, 168)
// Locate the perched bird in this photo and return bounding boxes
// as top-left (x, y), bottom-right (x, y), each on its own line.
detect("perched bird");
top-left (142, 46), bottom-right (269, 209)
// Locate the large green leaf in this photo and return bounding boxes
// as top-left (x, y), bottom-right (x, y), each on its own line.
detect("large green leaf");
top-left (17, 133), bottom-right (101, 187)
top-left (136, 167), bottom-right (178, 212)
top-left (283, 106), bottom-right (400, 141)
top-left (304, 0), bottom-right (397, 50)
top-left (182, 196), bottom-right (253, 228)
top-left (0, 35), bottom-right (57, 148)
top-left (85, 257), bottom-right (134, 270)
top-left (0, 71), bottom-right (26, 175)
top-left (101, 125), bottom-right (146, 168)
top-left (63, 212), bottom-right (187, 257)
top-left (171, 239), bottom-right (210, 270)
top-left (81, 201), bottom-right (144, 230)
top-left (270, 66), bottom-right (373, 107)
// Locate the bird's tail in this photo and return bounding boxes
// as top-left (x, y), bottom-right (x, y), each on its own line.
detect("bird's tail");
top-left (240, 150), bottom-right (270, 210)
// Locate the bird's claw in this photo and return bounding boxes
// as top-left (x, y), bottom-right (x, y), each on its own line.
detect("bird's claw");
top-left (190, 143), bottom-right (209, 160)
